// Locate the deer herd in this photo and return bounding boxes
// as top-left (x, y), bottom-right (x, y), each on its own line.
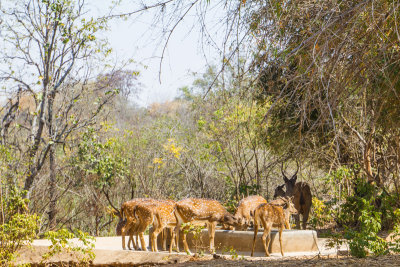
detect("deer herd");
top-left (116, 166), bottom-right (312, 257)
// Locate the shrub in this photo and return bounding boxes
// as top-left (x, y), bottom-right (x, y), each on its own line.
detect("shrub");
top-left (42, 228), bottom-right (95, 265)
top-left (344, 197), bottom-right (387, 258)
top-left (336, 179), bottom-right (400, 257)
top-left (0, 187), bottom-right (39, 265)
top-left (309, 197), bottom-right (334, 229)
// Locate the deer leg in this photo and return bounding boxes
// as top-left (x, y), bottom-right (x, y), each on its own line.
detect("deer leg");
top-left (139, 231), bottom-right (147, 251)
top-left (135, 234), bottom-right (139, 249)
top-left (169, 227), bottom-right (176, 253)
top-left (263, 223), bottom-right (272, 257)
top-left (302, 206), bottom-right (310, 230)
top-left (121, 221), bottom-right (132, 250)
top-left (182, 225), bottom-right (191, 254)
top-left (128, 224), bottom-right (138, 250)
top-left (148, 227), bottom-right (154, 250)
top-left (152, 226), bottom-right (163, 252)
top-left (173, 222), bottom-right (181, 253)
top-left (208, 221), bottom-right (217, 254)
top-left (279, 224), bottom-right (284, 256)
top-left (251, 219), bottom-right (259, 257)
top-left (261, 230), bottom-right (268, 256)
top-left (127, 233), bottom-right (134, 250)
top-left (162, 228), bottom-right (167, 251)
top-left (294, 214), bottom-right (301, 229)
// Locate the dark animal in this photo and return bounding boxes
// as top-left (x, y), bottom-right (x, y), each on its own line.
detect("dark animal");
top-left (274, 165), bottom-right (312, 229)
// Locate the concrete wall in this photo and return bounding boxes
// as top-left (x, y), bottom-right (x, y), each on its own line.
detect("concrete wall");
top-left (156, 229), bottom-right (319, 256)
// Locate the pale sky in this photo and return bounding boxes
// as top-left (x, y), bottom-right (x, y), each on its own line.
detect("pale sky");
top-left (89, 1), bottom-right (224, 107)
top-left (0, 1), bottom-right (230, 106)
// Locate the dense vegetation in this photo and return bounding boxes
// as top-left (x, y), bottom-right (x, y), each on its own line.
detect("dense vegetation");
top-left (1, 0), bottom-right (400, 263)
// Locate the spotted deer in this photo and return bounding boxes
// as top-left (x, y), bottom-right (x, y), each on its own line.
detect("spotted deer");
top-left (234, 195), bottom-right (267, 230)
top-left (173, 198), bottom-right (238, 254)
top-left (269, 196), bottom-right (295, 229)
top-left (116, 218), bottom-right (137, 250)
top-left (133, 200), bottom-right (177, 252)
top-left (275, 165), bottom-right (312, 229)
top-left (120, 198), bottom-right (156, 250)
top-left (251, 197), bottom-right (297, 257)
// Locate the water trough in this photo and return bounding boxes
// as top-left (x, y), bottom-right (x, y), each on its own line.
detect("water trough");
top-left (158, 229), bottom-right (319, 256)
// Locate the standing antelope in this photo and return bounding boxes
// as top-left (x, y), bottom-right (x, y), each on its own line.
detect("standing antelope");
top-left (173, 198), bottom-right (238, 254)
top-left (234, 195), bottom-right (267, 230)
top-left (251, 197), bottom-right (297, 257)
top-left (274, 164), bottom-right (312, 229)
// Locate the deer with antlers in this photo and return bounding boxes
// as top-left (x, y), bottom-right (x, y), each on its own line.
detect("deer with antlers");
top-left (173, 198), bottom-right (238, 254)
top-left (251, 197), bottom-right (297, 257)
top-left (274, 163), bottom-right (312, 229)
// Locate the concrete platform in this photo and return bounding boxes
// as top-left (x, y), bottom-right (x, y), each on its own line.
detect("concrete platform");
top-left (158, 229), bottom-right (319, 256)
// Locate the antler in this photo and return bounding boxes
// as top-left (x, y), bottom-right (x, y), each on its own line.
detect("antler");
top-left (293, 161), bottom-right (299, 177)
top-left (281, 162), bottom-right (288, 180)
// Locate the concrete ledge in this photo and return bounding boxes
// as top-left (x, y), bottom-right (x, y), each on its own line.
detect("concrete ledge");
top-left (159, 229), bottom-right (319, 256)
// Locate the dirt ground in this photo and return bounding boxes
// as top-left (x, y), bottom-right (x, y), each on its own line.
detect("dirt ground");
top-left (14, 236), bottom-right (400, 266)
top-left (169, 255), bottom-right (400, 267)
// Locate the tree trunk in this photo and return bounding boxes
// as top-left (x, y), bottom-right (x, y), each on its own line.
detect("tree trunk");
top-left (364, 141), bottom-right (381, 186)
top-left (48, 144), bottom-right (57, 230)
top-left (47, 91), bottom-right (57, 230)
top-left (24, 95), bottom-right (48, 197)
top-left (364, 142), bottom-right (373, 182)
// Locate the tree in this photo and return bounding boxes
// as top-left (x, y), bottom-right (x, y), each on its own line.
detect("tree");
top-left (0, 0), bottom-right (122, 229)
top-left (248, 0), bottom-right (400, 191)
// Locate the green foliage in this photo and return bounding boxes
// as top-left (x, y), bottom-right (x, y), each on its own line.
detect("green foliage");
top-left (337, 179), bottom-right (395, 229)
top-left (221, 246), bottom-right (239, 259)
top-left (344, 197), bottom-right (387, 258)
top-left (182, 223), bottom-right (205, 254)
top-left (309, 197), bottom-right (334, 229)
top-left (0, 187), bottom-right (39, 265)
top-left (42, 228), bottom-right (95, 265)
top-left (334, 179), bottom-right (400, 257)
top-left (387, 213), bottom-right (400, 253)
top-left (74, 128), bottom-right (128, 188)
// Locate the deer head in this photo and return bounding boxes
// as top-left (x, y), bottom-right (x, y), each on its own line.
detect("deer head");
top-left (284, 196), bottom-right (298, 215)
top-left (115, 218), bottom-right (127, 236)
top-left (221, 213), bottom-right (240, 227)
top-left (281, 162), bottom-right (298, 196)
top-left (273, 184), bottom-right (286, 199)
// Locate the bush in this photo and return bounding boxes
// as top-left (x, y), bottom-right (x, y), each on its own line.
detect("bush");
top-left (309, 197), bottom-right (334, 229)
top-left (344, 197), bottom-right (387, 258)
top-left (0, 187), bottom-right (39, 265)
top-left (335, 179), bottom-right (400, 257)
top-left (42, 228), bottom-right (95, 265)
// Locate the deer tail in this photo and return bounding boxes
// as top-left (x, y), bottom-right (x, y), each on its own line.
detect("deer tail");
top-left (121, 204), bottom-right (126, 221)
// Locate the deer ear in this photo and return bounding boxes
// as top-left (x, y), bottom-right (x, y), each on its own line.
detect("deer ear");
top-left (283, 176), bottom-right (289, 183)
